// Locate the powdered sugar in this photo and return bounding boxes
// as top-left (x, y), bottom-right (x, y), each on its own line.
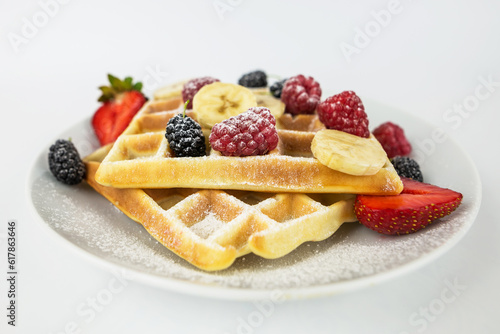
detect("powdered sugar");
top-left (31, 171), bottom-right (477, 291)
top-left (189, 213), bottom-right (227, 239)
top-left (29, 100), bottom-right (482, 298)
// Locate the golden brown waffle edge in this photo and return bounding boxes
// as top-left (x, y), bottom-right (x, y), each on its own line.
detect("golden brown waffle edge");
top-left (84, 154), bottom-right (358, 271)
top-left (93, 98), bottom-right (403, 195)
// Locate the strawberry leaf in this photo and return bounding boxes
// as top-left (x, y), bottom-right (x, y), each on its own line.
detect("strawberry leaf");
top-left (125, 77), bottom-right (134, 90)
top-left (97, 74), bottom-right (145, 102)
top-left (98, 86), bottom-right (115, 102)
top-left (109, 74), bottom-right (126, 92)
top-left (133, 82), bottom-right (143, 92)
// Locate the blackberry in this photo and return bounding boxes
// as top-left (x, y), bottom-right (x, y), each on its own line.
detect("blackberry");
top-left (238, 70), bottom-right (267, 88)
top-left (48, 139), bottom-right (86, 185)
top-left (165, 103), bottom-right (206, 157)
top-left (391, 156), bottom-right (423, 182)
top-left (269, 79), bottom-right (287, 98)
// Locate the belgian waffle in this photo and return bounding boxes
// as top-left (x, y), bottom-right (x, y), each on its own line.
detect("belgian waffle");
top-left (84, 149), bottom-right (357, 271)
top-left (94, 97), bottom-right (403, 194)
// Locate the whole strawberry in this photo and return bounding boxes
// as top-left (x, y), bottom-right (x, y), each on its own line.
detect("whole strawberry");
top-left (355, 178), bottom-right (463, 235)
top-left (209, 107), bottom-right (279, 156)
top-left (317, 91), bottom-right (369, 138)
top-left (281, 75), bottom-right (322, 115)
top-left (91, 74), bottom-right (147, 146)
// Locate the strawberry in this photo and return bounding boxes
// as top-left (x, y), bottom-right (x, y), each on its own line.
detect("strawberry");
top-left (91, 74), bottom-right (147, 146)
top-left (355, 178), bottom-right (463, 235)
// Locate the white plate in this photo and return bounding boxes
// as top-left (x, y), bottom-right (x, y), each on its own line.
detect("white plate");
top-left (27, 99), bottom-right (481, 300)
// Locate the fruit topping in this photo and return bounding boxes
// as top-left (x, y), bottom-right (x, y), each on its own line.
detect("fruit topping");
top-left (355, 178), bottom-right (463, 235)
top-left (270, 78), bottom-right (287, 98)
top-left (281, 75), bottom-right (322, 115)
top-left (238, 70), bottom-right (267, 88)
top-left (182, 77), bottom-right (220, 109)
top-left (317, 91), bottom-right (369, 138)
top-left (154, 79), bottom-right (190, 100)
top-left (209, 107), bottom-right (279, 157)
top-left (311, 129), bottom-right (387, 176)
top-left (193, 82), bottom-right (257, 129)
top-left (48, 139), bottom-right (86, 185)
top-left (372, 121), bottom-right (412, 158)
top-left (252, 88), bottom-right (286, 120)
top-left (166, 101), bottom-right (206, 157)
top-left (391, 156), bottom-right (423, 182)
top-left (91, 74), bottom-right (147, 146)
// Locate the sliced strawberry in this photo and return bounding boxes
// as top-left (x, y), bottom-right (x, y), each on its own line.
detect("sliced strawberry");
top-left (355, 178), bottom-right (463, 235)
top-left (91, 75), bottom-right (147, 146)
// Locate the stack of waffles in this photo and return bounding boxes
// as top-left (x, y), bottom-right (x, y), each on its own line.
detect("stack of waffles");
top-left (84, 96), bottom-right (403, 271)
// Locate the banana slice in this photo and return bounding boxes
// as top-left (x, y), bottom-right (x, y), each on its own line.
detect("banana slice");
top-left (311, 129), bottom-right (387, 176)
top-left (249, 87), bottom-right (268, 95)
top-left (193, 82), bottom-right (257, 128)
top-left (251, 89), bottom-right (285, 120)
top-left (153, 79), bottom-right (190, 100)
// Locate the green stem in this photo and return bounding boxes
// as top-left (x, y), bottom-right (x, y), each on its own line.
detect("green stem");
top-left (183, 100), bottom-right (189, 118)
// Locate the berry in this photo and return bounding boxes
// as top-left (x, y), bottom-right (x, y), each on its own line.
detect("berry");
top-left (269, 79), bottom-right (287, 98)
top-left (355, 178), bottom-right (463, 236)
top-left (166, 101), bottom-right (206, 157)
top-left (92, 74), bottom-right (147, 146)
top-left (48, 139), bottom-right (86, 185)
top-left (238, 70), bottom-right (267, 88)
top-left (209, 107), bottom-right (279, 157)
top-left (317, 91), bottom-right (369, 138)
top-left (281, 75), bottom-right (322, 115)
top-left (372, 121), bottom-right (412, 158)
top-left (182, 77), bottom-right (220, 109)
top-left (391, 156), bottom-right (423, 182)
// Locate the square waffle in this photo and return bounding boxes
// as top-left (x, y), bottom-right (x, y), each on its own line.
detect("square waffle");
top-left (84, 151), bottom-right (357, 271)
top-left (94, 97), bottom-right (403, 194)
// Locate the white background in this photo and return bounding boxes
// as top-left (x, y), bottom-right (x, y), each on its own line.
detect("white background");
top-left (1, 0), bottom-right (499, 333)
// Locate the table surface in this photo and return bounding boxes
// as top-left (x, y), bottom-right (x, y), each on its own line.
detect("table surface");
top-left (1, 1), bottom-right (499, 333)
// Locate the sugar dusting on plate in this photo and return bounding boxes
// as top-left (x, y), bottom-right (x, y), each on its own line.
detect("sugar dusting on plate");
top-left (31, 171), bottom-right (474, 291)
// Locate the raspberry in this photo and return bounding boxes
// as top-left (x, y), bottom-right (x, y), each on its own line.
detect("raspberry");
top-left (281, 75), bottom-right (322, 115)
top-left (373, 121), bottom-right (412, 158)
top-left (269, 78), bottom-right (287, 98)
top-left (391, 156), bottom-right (423, 182)
top-left (48, 139), bottom-right (86, 185)
top-left (182, 77), bottom-right (219, 109)
top-left (316, 91), bottom-right (369, 138)
top-left (165, 109), bottom-right (206, 158)
top-left (238, 70), bottom-right (267, 88)
top-left (209, 107), bottom-right (279, 157)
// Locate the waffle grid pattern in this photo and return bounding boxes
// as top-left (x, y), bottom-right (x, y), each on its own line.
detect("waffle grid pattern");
top-left (85, 160), bottom-right (357, 271)
top-left (94, 98), bottom-right (403, 194)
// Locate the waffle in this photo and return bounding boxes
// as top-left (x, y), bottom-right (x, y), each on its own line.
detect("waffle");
top-left (84, 149), bottom-right (358, 271)
top-left (94, 97), bottom-right (403, 195)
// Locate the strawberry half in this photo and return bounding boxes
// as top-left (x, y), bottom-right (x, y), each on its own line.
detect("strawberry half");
top-left (355, 178), bottom-right (463, 235)
top-left (91, 74), bottom-right (147, 146)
